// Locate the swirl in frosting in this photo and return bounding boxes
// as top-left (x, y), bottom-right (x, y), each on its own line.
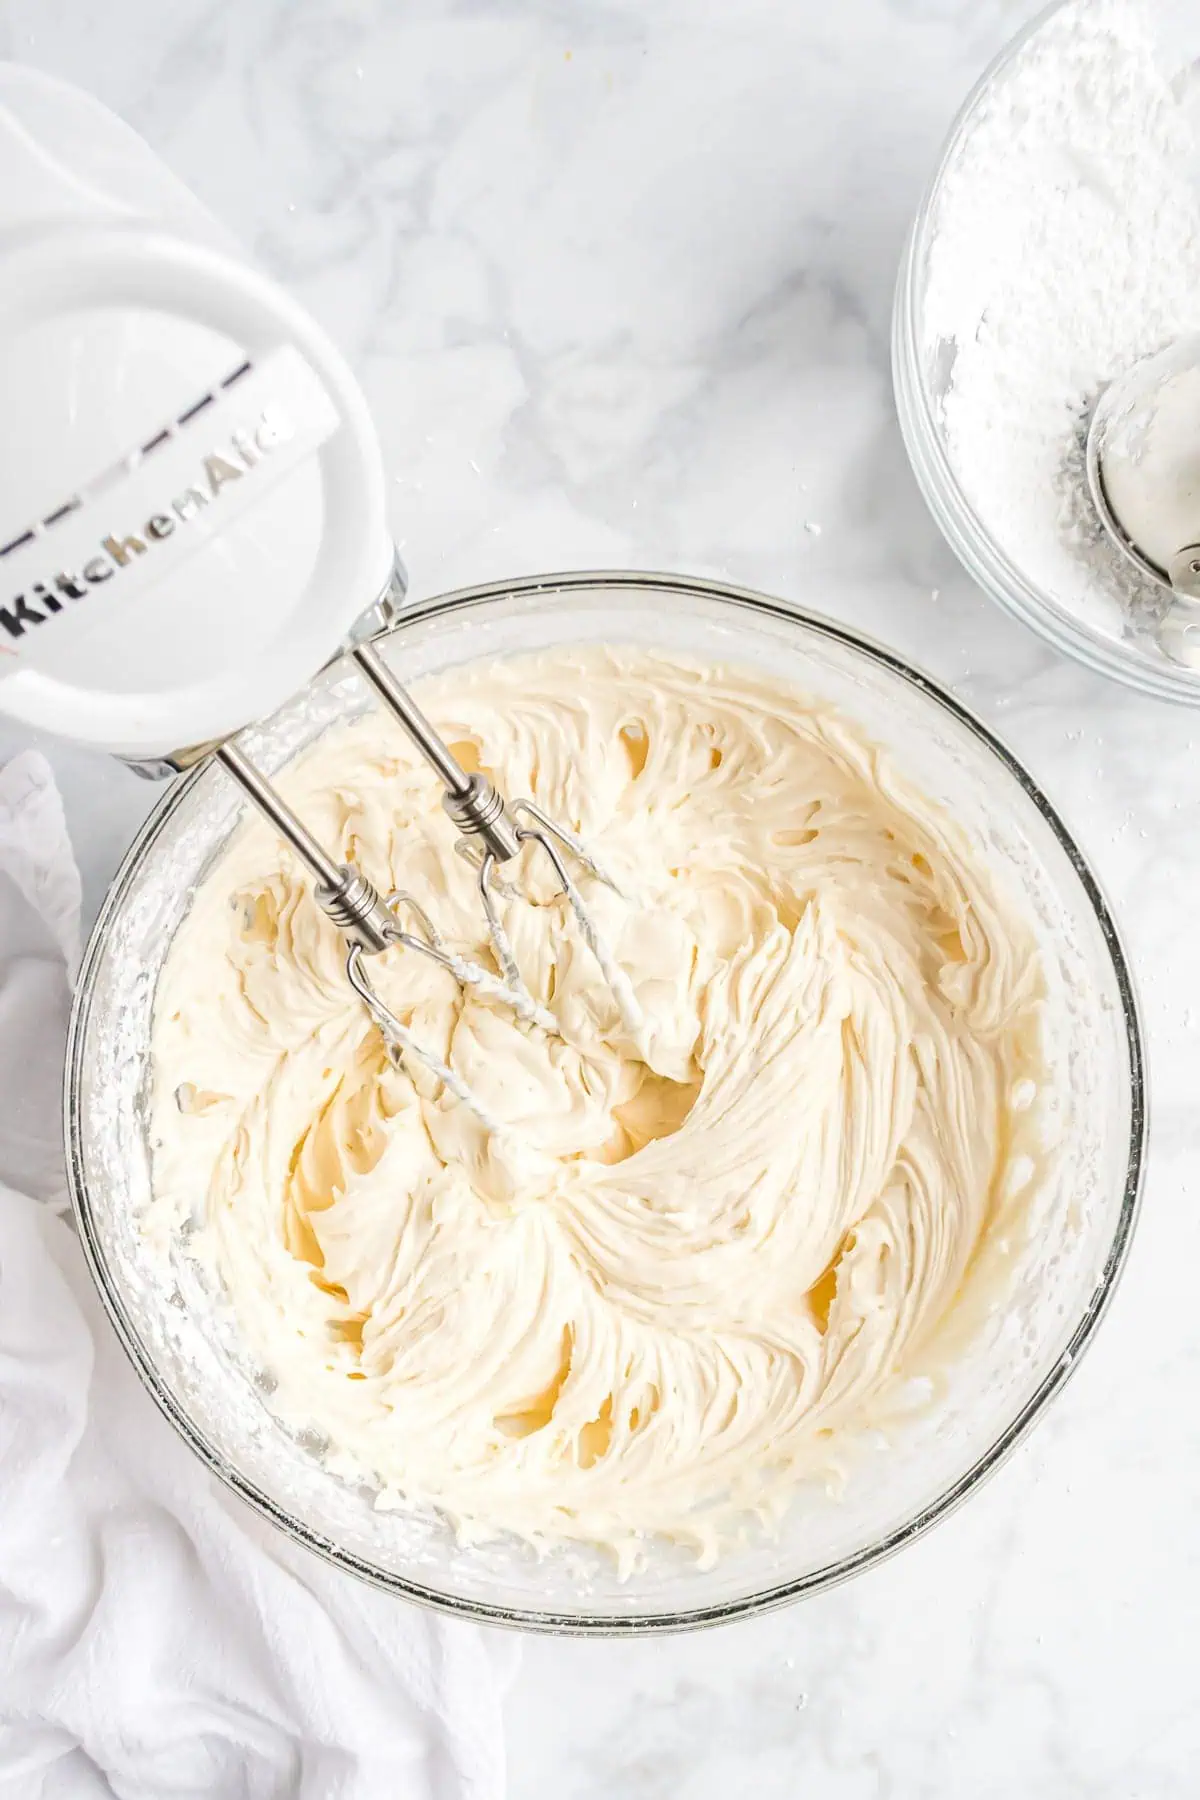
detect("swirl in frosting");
top-left (149, 647), bottom-right (1049, 1567)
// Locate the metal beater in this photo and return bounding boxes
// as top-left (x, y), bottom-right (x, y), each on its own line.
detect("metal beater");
top-left (1086, 334), bottom-right (1200, 600)
top-left (214, 632), bottom-right (641, 1114)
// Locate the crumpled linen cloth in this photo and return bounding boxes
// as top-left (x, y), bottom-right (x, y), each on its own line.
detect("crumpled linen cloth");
top-left (0, 750), bottom-right (516, 1800)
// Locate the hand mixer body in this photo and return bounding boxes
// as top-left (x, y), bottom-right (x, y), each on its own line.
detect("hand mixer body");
top-left (0, 66), bottom-right (638, 1113)
top-left (0, 64), bottom-right (395, 760)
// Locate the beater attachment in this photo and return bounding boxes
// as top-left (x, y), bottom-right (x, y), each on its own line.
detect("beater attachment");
top-left (211, 633), bottom-right (643, 1120)
top-left (350, 641), bottom-right (646, 1042)
top-left (214, 743), bottom-right (549, 1128)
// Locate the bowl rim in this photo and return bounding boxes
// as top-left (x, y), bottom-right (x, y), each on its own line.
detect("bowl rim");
top-left (892, 0), bottom-right (1200, 705)
top-left (64, 567), bottom-right (1149, 1635)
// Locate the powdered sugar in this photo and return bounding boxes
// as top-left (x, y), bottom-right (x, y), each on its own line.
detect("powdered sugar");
top-left (922, 0), bottom-right (1200, 659)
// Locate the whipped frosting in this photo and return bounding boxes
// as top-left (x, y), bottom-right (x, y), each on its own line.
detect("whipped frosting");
top-left (148, 647), bottom-right (1049, 1568)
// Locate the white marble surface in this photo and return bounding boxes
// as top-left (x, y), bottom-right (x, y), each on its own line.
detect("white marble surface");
top-left (3, 0), bottom-right (1199, 1792)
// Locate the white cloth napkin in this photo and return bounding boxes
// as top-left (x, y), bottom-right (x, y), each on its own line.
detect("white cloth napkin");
top-left (0, 750), bottom-right (516, 1800)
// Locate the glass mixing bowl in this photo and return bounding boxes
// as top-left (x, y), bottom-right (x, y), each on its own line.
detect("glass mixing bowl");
top-left (893, 0), bottom-right (1200, 703)
top-left (66, 571), bottom-right (1145, 1633)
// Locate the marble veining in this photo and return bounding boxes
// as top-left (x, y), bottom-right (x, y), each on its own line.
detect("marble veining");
top-left (2, 0), bottom-right (1197, 1791)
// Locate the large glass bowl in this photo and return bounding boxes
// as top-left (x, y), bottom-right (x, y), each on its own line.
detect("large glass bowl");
top-left (65, 571), bottom-right (1145, 1633)
top-left (893, 0), bottom-right (1200, 703)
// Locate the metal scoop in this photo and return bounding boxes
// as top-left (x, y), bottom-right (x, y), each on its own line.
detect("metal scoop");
top-left (1086, 335), bottom-right (1200, 599)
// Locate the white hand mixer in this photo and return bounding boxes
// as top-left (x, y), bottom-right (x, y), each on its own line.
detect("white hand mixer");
top-left (0, 66), bottom-right (639, 1106)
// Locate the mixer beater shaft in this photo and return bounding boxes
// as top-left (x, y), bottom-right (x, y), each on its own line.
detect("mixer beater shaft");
top-left (214, 741), bottom-right (547, 1126)
top-left (212, 632), bottom-right (641, 1118)
top-left (350, 640), bottom-right (644, 1037)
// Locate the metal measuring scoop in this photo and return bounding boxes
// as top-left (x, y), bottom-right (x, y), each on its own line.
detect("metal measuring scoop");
top-left (1086, 335), bottom-right (1200, 601)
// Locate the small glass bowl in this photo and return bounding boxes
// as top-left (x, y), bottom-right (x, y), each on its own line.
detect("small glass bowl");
top-left (66, 572), bottom-right (1146, 1634)
top-left (893, 0), bottom-right (1200, 703)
